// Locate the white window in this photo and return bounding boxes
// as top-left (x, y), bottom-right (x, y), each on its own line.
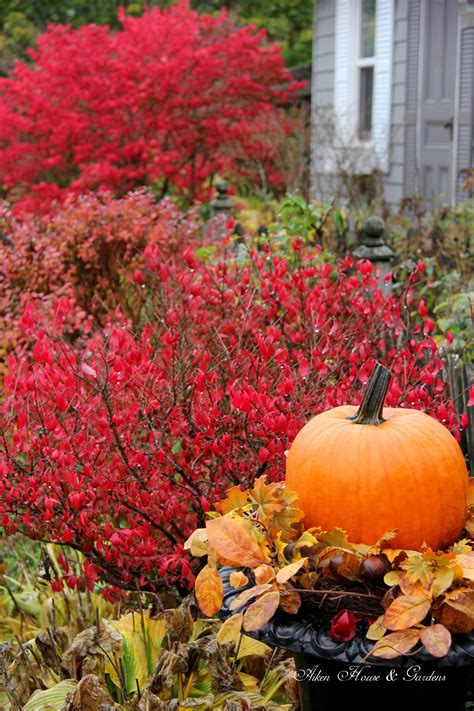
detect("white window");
top-left (358, 0), bottom-right (376, 140)
top-left (333, 0), bottom-right (393, 172)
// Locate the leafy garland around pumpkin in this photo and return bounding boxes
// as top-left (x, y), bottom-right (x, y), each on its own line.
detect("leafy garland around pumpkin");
top-left (186, 476), bottom-right (474, 660)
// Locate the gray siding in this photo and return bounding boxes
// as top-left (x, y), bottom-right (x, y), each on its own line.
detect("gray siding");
top-left (382, 0), bottom-right (409, 207)
top-left (456, 11), bottom-right (474, 202)
top-left (310, 0), bottom-right (336, 201)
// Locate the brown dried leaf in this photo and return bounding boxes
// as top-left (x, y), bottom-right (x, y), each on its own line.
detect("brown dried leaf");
top-left (435, 601), bottom-right (474, 634)
top-left (206, 517), bottom-right (267, 568)
top-left (229, 571), bottom-right (249, 589)
top-left (420, 624), bottom-right (452, 658)
top-left (371, 629), bottom-right (420, 659)
top-left (279, 588), bottom-right (302, 615)
top-left (68, 674), bottom-right (112, 711)
top-left (372, 529), bottom-right (399, 549)
top-left (62, 619), bottom-right (122, 679)
top-left (455, 553), bottom-right (474, 581)
top-left (243, 591), bottom-right (281, 632)
top-left (276, 558), bottom-right (307, 584)
top-left (216, 613), bottom-right (244, 645)
top-left (336, 551), bottom-right (362, 582)
top-left (194, 564), bottom-right (224, 617)
top-left (229, 583), bottom-right (273, 612)
top-left (383, 595), bottom-right (431, 631)
top-left (443, 588), bottom-right (474, 617)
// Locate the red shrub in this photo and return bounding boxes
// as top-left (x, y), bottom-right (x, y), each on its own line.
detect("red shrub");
top-left (0, 237), bottom-right (458, 591)
top-left (0, 191), bottom-right (207, 369)
top-left (0, 3), bottom-right (298, 214)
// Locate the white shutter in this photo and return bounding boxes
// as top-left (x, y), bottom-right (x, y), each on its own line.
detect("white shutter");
top-left (334, 0), bottom-right (358, 141)
top-left (372, 0), bottom-right (394, 172)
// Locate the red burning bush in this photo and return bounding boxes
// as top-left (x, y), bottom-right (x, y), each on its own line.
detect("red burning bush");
top-left (0, 232), bottom-right (458, 591)
top-left (0, 3), bottom-right (298, 214)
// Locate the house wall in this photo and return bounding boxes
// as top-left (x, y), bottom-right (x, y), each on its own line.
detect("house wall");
top-left (310, 0), bottom-right (337, 201)
top-left (310, 0), bottom-right (410, 206)
top-left (456, 2), bottom-right (474, 202)
top-left (383, 0), bottom-right (409, 206)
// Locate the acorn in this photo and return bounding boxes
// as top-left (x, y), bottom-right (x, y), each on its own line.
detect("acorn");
top-left (360, 553), bottom-right (391, 583)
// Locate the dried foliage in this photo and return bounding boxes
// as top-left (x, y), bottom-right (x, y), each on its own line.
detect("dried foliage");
top-left (190, 477), bottom-right (474, 660)
top-left (0, 591), bottom-right (293, 710)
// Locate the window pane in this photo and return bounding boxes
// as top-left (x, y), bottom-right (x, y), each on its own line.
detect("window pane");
top-left (359, 66), bottom-right (373, 140)
top-left (360, 0), bottom-right (376, 57)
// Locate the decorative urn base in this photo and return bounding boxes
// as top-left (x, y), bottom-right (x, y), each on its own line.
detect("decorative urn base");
top-left (220, 567), bottom-right (474, 711)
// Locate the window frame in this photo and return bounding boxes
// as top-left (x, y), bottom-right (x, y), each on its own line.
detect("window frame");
top-left (333, 0), bottom-right (394, 173)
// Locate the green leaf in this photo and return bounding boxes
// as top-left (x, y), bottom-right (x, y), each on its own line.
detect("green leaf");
top-left (23, 681), bottom-right (77, 711)
top-left (171, 438), bottom-right (182, 454)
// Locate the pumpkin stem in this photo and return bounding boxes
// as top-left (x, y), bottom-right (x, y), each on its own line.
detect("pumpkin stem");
top-left (347, 362), bottom-right (392, 425)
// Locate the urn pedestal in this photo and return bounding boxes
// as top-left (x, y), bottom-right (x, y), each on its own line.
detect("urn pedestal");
top-left (220, 567), bottom-right (474, 711)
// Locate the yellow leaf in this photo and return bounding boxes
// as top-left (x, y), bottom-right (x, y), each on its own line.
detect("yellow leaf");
top-left (108, 613), bottom-right (150, 693)
top-left (317, 528), bottom-right (351, 549)
top-left (215, 486), bottom-right (248, 514)
top-left (216, 613), bottom-right (243, 644)
top-left (276, 558), bottom-right (307, 584)
top-left (206, 517), bottom-right (267, 568)
top-left (236, 634), bottom-right (272, 659)
top-left (432, 566), bottom-right (455, 597)
top-left (371, 629), bottom-right (420, 659)
top-left (23, 681), bottom-right (78, 711)
top-left (243, 591), bottom-right (280, 632)
top-left (229, 583), bottom-right (273, 612)
top-left (383, 595), bottom-right (432, 631)
top-left (194, 564), bottom-right (224, 617)
top-left (400, 554), bottom-right (433, 584)
top-left (399, 576), bottom-right (433, 599)
top-left (229, 571), bottom-right (249, 589)
top-left (384, 571), bottom-right (401, 587)
top-left (455, 553), bottom-right (474, 581)
top-left (366, 615), bottom-right (387, 641)
top-left (451, 539), bottom-right (472, 554)
top-left (254, 564), bottom-right (275, 585)
top-left (183, 528), bottom-right (208, 557)
top-left (420, 624), bottom-right (452, 657)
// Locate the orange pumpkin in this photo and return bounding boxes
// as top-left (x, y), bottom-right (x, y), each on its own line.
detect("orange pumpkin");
top-left (285, 363), bottom-right (468, 550)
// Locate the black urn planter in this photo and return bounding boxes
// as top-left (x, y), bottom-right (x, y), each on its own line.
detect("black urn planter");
top-left (220, 568), bottom-right (474, 711)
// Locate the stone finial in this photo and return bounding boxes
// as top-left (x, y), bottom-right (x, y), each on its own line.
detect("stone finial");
top-left (210, 180), bottom-right (232, 216)
top-left (352, 217), bottom-right (396, 291)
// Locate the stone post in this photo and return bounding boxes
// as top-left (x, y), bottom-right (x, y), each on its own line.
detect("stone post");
top-left (352, 216), bottom-right (396, 292)
top-left (210, 180), bottom-right (232, 218)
